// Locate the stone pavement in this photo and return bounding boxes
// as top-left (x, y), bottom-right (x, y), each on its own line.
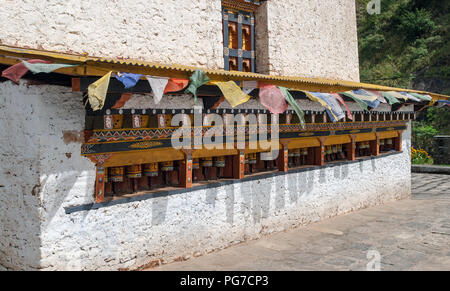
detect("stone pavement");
top-left (153, 173), bottom-right (450, 271)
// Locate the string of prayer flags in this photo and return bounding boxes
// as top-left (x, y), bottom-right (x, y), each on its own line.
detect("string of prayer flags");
top-left (304, 91), bottom-right (339, 121)
top-left (22, 61), bottom-right (77, 74)
top-left (258, 83), bottom-right (288, 114)
top-left (331, 93), bottom-right (353, 120)
top-left (146, 76), bottom-right (170, 104)
top-left (212, 81), bottom-right (251, 108)
top-left (383, 91), bottom-right (408, 101)
top-left (242, 81), bottom-right (258, 95)
top-left (381, 92), bottom-right (401, 105)
top-left (340, 90), bottom-right (376, 111)
top-left (1, 59), bottom-right (52, 83)
top-left (185, 70), bottom-right (210, 103)
top-left (364, 99), bottom-right (381, 110)
top-left (164, 78), bottom-right (189, 94)
top-left (436, 100), bottom-right (450, 107)
top-left (88, 71), bottom-right (112, 111)
top-left (366, 90), bottom-right (387, 104)
top-left (396, 92), bottom-right (422, 102)
top-left (312, 92), bottom-right (345, 122)
top-left (278, 86), bottom-right (306, 128)
top-left (114, 72), bottom-right (143, 89)
top-left (409, 92), bottom-right (432, 102)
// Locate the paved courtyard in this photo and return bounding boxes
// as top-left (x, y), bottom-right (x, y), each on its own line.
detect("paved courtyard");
top-left (154, 173), bottom-right (450, 271)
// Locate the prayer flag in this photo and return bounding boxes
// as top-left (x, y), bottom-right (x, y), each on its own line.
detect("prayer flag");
top-left (212, 81), bottom-right (251, 108)
top-left (146, 76), bottom-right (170, 104)
top-left (279, 86), bottom-right (305, 128)
top-left (114, 72), bottom-right (143, 89)
top-left (258, 83), bottom-right (288, 114)
top-left (331, 93), bottom-right (353, 120)
top-left (23, 61), bottom-right (77, 74)
top-left (242, 81), bottom-right (258, 95)
top-left (1, 59), bottom-right (52, 83)
top-left (310, 92), bottom-right (345, 122)
top-left (88, 71), bottom-right (112, 111)
top-left (185, 70), bottom-right (210, 103)
top-left (409, 92), bottom-right (432, 102)
top-left (164, 78), bottom-right (189, 93)
top-left (381, 92), bottom-right (401, 105)
top-left (304, 91), bottom-right (339, 120)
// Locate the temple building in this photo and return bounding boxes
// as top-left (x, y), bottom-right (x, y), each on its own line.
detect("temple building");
top-left (0, 0), bottom-right (448, 270)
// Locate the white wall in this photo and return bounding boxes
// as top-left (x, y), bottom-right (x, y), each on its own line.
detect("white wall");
top-left (256, 0), bottom-right (360, 81)
top-left (0, 82), bottom-right (411, 270)
top-left (0, 0), bottom-right (360, 81)
top-left (0, 0), bottom-right (224, 70)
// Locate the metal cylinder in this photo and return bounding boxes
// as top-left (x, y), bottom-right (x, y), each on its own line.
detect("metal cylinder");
top-left (143, 163), bottom-right (158, 177)
top-left (126, 165), bottom-right (142, 179)
top-left (214, 156), bottom-right (226, 168)
top-left (109, 167), bottom-right (124, 182)
top-left (161, 161), bottom-right (174, 172)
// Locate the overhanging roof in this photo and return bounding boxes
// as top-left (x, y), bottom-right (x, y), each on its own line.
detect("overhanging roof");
top-left (0, 44), bottom-right (448, 102)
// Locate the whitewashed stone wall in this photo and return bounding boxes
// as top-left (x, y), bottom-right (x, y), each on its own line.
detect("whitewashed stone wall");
top-left (255, 0), bottom-right (360, 81)
top-left (1, 0), bottom-right (360, 81)
top-left (0, 0), bottom-right (224, 70)
top-left (0, 83), bottom-right (411, 270)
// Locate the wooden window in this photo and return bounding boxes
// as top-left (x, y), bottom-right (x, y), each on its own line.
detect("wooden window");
top-left (222, 0), bottom-right (260, 72)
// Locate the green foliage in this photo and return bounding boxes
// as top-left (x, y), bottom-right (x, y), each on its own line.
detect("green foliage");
top-left (412, 122), bottom-right (438, 153)
top-left (411, 147), bottom-right (434, 165)
top-left (357, 0), bottom-right (449, 89)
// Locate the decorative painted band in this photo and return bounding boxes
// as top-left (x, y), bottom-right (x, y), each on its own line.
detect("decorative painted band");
top-left (81, 125), bottom-right (407, 155)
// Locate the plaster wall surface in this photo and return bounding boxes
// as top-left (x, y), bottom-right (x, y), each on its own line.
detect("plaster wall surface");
top-left (0, 0), bottom-right (360, 82)
top-left (0, 83), bottom-right (411, 270)
top-left (0, 0), bottom-right (224, 70)
top-left (255, 0), bottom-right (360, 81)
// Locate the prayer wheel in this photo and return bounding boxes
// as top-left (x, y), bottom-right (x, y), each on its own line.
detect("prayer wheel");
top-left (109, 167), bottom-right (124, 182)
top-left (248, 153), bottom-right (257, 165)
top-left (387, 139), bottom-right (393, 146)
top-left (380, 139), bottom-right (385, 146)
top-left (161, 161), bottom-right (174, 172)
top-left (141, 115), bottom-right (149, 128)
top-left (244, 154), bottom-right (250, 164)
top-left (301, 148), bottom-right (308, 156)
top-left (126, 165), bottom-right (142, 179)
top-left (193, 159), bottom-right (200, 170)
top-left (201, 158), bottom-right (213, 168)
top-left (214, 156), bottom-right (226, 168)
top-left (143, 163), bottom-right (158, 177)
top-left (326, 146), bottom-right (333, 155)
top-left (288, 150), bottom-right (295, 158)
top-left (293, 149), bottom-right (301, 158)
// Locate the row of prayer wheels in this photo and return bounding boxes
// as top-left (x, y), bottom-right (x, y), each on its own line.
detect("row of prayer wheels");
top-left (357, 141), bottom-right (371, 157)
top-left (325, 145), bottom-right (346, 161)
top-left (106, 162), bottom-right (171, 183)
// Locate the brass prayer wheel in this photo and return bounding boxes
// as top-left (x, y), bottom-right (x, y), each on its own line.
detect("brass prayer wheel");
top-left (193, 159), bottom-right (200, 170)
top-left (161, 161), bottom-right (174, 172)
top-left (326, 146), bottom-right (333, 155)
top-left (386, 139), bottom-right (393, 145)
top-left (248, 153), bottom-right (257, 165)
top-left (380, 139), bottom-right (386, 146)
top-left (332, 145), bottom-right (338, 154)
top-left (214, 157), bottom-right (226, 168)
top-left (293, 149), bottom-right (301, 157)
top-left (201, 157), bottom-right (213, 168)
top-left (244, 154), bottom-right (249, 164)
top-left (143, 163), bottom-right (158, 177)
top-left (126, 165), bottom-right (142, 179)
top-left (109, 167), bottom-right (124, 182)
top-left (301, 148), bottom-right (308, 155)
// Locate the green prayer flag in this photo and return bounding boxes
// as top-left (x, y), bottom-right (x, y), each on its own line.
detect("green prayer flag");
top-left (381, 92), bottom-right (401, 105)
top-left (23, 61), bottom-right (77, 74)
top-left (279, 86), bottom-right (306, 128)
top-left (409, 92), bottom-right (432, 102)
top-left (185, 70), bottom-right (210, 103)
top-left (341, 92), bottom-right (369, 111)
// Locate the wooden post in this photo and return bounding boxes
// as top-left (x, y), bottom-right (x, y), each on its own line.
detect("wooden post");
top-left (370, 133), bottom-right (380, 156)
top-left (71, 78), bottom-right (81, 92)
top-left (233, 151), bottom-right (245, 179)
top-left (347, 135), bottom-right (357, 161)
top-left (277, 142), bottom-right (289, 172)
top-left (314, 137), bottom-right (326, 166)
top-left (95, 166), bottom-right (106, 203)
top-left (179, 150), bottom-right (193, 188)
top-left (395, 131), bottom-right (403, 152)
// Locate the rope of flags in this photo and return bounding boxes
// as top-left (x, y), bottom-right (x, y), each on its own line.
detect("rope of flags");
top-left (1, 60), bottom-right (446, 118)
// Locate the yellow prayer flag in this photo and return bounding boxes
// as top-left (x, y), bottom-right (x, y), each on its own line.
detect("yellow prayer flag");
top-left (212, 81), bottom-right (251, 108)
top-left (88, 71), bottom-right (112, 111)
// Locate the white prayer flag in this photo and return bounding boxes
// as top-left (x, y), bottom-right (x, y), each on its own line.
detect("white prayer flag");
top-left (146, 76), bottom-right (170, 104)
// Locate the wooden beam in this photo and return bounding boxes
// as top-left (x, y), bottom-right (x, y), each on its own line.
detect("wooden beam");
top-left (95, 166), bottom-right (106, 203)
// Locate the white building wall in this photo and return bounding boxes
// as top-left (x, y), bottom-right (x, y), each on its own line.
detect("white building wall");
top-left (0, 0), bottom-right (360, 81)
top-left (0, 83), bottom-right (411, 270)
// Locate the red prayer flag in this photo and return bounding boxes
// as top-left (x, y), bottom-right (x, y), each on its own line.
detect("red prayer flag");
top-left (331, 93), bottom-right (353, 121)
top-left (164, 78), bottom-right (189, 94)
top-left (1, 59), bottom-right (52, 83)
top-left (258, 82), bottom-right (288, 114)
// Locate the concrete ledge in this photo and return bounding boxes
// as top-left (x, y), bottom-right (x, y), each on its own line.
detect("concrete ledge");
top-left (412, 165), bottom-right (450, 175)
